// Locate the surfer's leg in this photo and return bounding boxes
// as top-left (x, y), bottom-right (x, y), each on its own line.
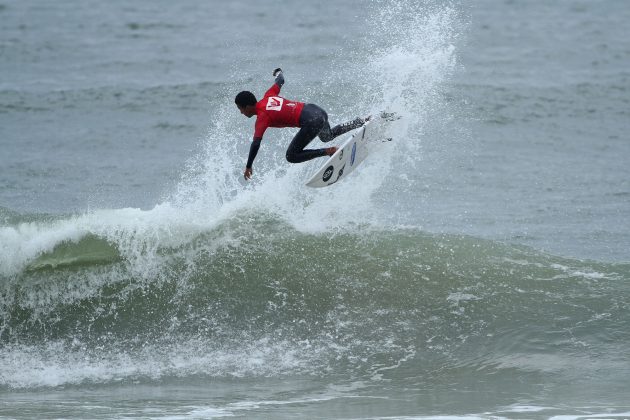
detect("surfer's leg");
top-left (286, 125), bottom-right (327, 163)
top-left (319, 117), bottom-right (366, 142)
top-left (328, 117), bottom-right (366, 140)
top-left (317, 123), bottom-right (334, 142)
top-left (286, 104), bottom-right (330, 163)
top-left (301, 104), bottom-right (364, 143)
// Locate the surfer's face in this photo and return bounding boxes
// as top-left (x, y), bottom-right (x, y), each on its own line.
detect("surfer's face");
top-left (238, 105), bottom-right (255, 118)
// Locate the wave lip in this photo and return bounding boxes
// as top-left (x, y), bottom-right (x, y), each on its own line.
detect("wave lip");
top-left (1, 214), bottom-right (89, 277)
top-left (0, 203), bottom-right (218, 277)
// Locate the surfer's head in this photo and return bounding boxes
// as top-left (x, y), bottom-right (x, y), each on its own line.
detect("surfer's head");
top-left (235, 91), bottom-right (257, 118)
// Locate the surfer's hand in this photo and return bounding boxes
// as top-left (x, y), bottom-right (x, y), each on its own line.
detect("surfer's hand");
top-left (244, 167), bottom-right (253, 180)
top-left (273, 69), bottom-right (284, 87)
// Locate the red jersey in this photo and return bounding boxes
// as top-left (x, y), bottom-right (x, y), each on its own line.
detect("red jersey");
top-left (253, 83), bottom-right (304, 139)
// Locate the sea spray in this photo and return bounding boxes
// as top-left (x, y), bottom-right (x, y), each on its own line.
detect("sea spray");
top-left (163, 1), bottom-right (464, 236)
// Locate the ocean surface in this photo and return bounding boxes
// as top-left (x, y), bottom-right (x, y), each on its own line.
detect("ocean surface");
top-left (1, 0), bottom-right (629, 418)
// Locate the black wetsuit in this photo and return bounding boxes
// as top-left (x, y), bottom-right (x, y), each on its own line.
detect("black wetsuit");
top-left (286, 104), bottom-right (364, 163)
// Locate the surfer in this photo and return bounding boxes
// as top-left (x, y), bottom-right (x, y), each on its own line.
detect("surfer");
top-left (235, 68), bottom-right (367, 180)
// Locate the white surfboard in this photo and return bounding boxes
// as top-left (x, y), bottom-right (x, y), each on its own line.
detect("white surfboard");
top-left (305, 114), bottom-right (393, 188)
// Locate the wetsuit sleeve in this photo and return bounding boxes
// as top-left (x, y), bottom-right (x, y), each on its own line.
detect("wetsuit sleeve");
top-left (248, 114), bottom-right (268, 168)
top-left (246, 138), bottom-right (262, 169)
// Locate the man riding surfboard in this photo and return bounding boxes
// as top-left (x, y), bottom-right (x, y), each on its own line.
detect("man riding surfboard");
top-left (235, 68), bottom-right (367, 180)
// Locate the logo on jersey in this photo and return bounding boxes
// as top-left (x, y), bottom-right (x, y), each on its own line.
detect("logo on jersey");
top-left (266, 96), bottom-right (283, 111)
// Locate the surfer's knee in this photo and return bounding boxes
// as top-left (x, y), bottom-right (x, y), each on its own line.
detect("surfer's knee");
top-left (286, 150), bottom-right (299, 163)
top-left (318, 130), bottom-right (333, 143)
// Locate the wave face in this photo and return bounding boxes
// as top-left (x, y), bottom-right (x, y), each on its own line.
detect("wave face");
top-left (2, 211), bottom-right (629, 390)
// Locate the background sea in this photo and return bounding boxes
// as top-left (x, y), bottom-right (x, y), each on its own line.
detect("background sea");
top-left (1, 0), bottom-right (629, 418)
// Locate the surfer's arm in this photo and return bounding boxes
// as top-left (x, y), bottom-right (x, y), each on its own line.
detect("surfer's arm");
top-left (244, 137), bottom-right (262, 180)
top-left (263, 69), bottom-right (284, 98)
top-left (246, 137), bottom-right (262, 168)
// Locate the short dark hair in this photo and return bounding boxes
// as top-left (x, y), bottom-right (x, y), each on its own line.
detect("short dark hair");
top-left (235, 91), bottom-right (257, 107)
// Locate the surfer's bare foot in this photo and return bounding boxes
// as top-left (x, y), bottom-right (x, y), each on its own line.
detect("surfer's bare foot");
top-left (325, 147), bottom-right (338, 156)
